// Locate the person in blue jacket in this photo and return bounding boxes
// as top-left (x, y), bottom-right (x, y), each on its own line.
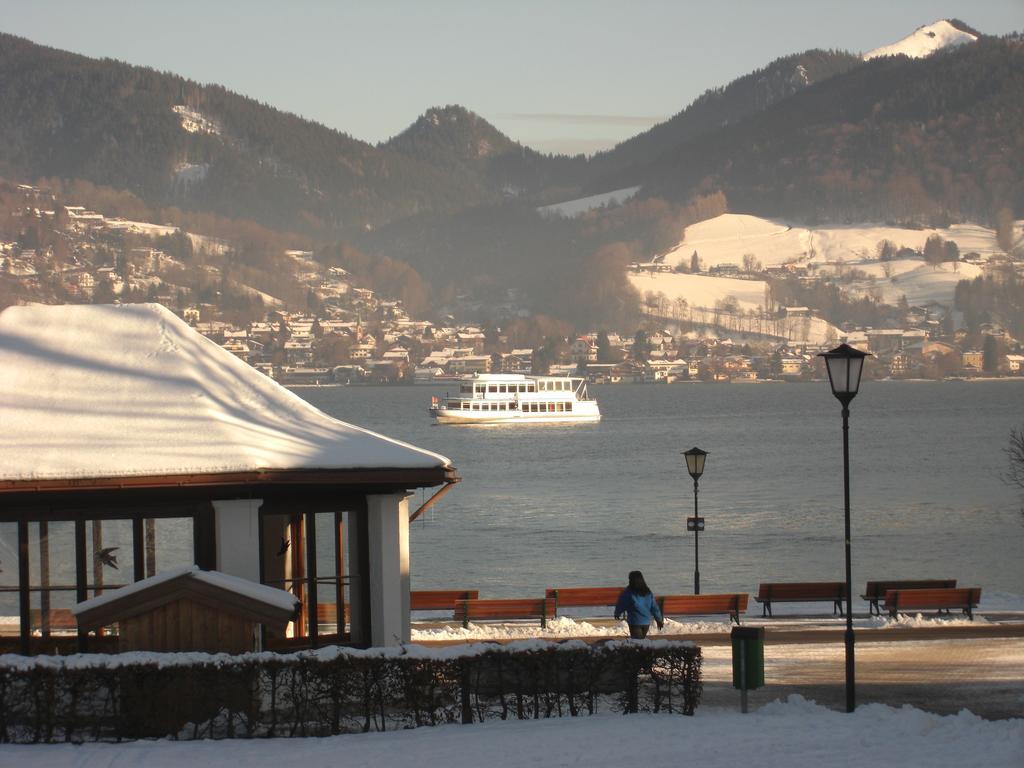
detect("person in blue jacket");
top-left (614, 570), bottom-right (664, 639)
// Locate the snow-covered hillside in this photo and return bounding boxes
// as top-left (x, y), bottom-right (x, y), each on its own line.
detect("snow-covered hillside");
top-left (537, 186), bottom-right (640, 218)
top-left (628, 212), bottom-right (1017, 343)
top-left (662, 214), bottom-right (1006, 272)
top-left (864, 20), bottom-right (977, 61)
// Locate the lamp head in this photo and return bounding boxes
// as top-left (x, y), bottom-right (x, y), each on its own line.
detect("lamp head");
top-left (818, 343), bottom-right (870, 405)
top-left (682, 446), bottom-right (708, 481)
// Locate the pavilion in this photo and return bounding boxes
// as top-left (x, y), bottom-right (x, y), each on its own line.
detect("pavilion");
top-left (0, 303), bottom-right (458, 654)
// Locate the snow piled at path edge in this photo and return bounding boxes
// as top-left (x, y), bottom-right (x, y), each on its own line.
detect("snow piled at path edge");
top-left (6, 695), bottom-right (1020, 768)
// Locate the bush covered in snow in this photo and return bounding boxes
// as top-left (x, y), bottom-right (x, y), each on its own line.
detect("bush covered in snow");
top-left (0, 639), bottom-right (701, 743)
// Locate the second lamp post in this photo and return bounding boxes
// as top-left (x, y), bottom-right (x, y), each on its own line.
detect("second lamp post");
top-left (682, 447), bottom-right (708, 594)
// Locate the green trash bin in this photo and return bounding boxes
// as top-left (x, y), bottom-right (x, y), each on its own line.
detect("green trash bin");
top-left (731, 626), bottom-right (765, 690)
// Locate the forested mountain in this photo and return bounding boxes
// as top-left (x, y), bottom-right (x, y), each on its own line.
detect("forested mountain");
top-left (621, 35), bottom-right (1024, 223)
top-left (382, 105), bottom-right (587, 204)
top-left (0, 34), bottom-right (564, 236)
top-left (586, 49), bottom-right (864, 185)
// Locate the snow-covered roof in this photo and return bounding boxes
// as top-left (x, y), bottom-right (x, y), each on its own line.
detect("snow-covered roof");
top-left (0, 303), bottom-right (452, 482)
top-left (71, 565), bottom-right (299, 618)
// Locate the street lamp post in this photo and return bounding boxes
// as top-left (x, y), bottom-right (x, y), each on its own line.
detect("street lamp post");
top-left (682, 447), bottom-right (708, 595)
top-left (818, 343), bottom-right (869, 714)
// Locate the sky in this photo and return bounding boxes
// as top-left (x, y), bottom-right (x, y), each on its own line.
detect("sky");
top-left (2, 1), bottom-right (1022, 155)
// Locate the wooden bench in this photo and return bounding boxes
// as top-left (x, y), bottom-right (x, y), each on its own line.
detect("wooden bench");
top-left (29, 608), bottom-right (77, 632)
top-left (755, 582), bottom-right (847, 617)
top-left (883, 587), bottom-right (981, 620)
top-left (454, 598), bottom-right (555, 629)
top-left (660, 594), bottom-right (749, 625)
top-left (862, 580), bottom-right (956, 616)
top-left (411, 589), bottom-right (479, 611)
top-left (545, 587), bottom-right (622, 616)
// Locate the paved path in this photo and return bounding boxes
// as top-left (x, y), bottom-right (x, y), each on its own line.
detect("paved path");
top-left (699, 636), bottom-right (1024, 720)
top-left (414, 620), bottom-right (1024, 720)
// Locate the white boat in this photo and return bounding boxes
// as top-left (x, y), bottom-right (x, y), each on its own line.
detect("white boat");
top-left (430, 373), bottom-right (601, 424)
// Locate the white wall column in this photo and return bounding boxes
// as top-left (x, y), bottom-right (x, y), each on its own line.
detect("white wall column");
top-left (212, 499), bottom-right (262, 583)
top-left (367, 493), bottom-right (411, 647)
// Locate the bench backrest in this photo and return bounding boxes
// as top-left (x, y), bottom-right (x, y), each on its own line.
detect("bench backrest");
top-left (660, 593), bottom-right (749, 615)
top-left (884, 587), bottom-right (981, 610)
top-left (454, 598), bottom-right (555, 621)
top-left (315, 603), bottom-right (351, 625)
top-left (29, 608), bottom-right (77, 631)
top-left (411, 589), bottom-right (480, 611)
top-left (757, 582), bottom-right (847, 601)
top-left (545, 587), bottom-right (622, 608)
top-left (864, 580), bottom-right (956, 599)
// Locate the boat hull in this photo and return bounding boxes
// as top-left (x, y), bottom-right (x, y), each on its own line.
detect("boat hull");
top-left (430, 409), bottom-right (601, 425)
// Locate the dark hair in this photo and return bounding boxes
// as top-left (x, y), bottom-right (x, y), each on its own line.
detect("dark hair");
top-left (628, 570), bottom-right (650, 595)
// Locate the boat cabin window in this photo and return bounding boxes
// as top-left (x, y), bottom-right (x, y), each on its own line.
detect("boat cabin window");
top-left (460, 384), bottom-right (473, 394)
top-left (488, 385), bottom-right (497, 393)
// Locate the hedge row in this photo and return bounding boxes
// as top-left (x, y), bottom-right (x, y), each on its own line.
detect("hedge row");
top-left (0, 639), bottom-right (702, 743)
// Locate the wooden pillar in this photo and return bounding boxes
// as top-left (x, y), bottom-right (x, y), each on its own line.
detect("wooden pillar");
top-left (132, 516), bottom-right (145, 582)
top-left (347, 502), bottom-right (370, 648)
top-left (91, 520), bottom-right (104, 594)
top-left (38, 520), bottom-right (50, 638)
top-left (193, 504), bottom-right (216, 570)
top-left (290, 513), bottom-right (305, 637)
top-left (18, 520), bottom-right (30, 655)
top-left (145, 518), bottom-right (156, 577)
top-left (75, 519), bottom-right (88, 653)
top-left (305, 509), bottom-right (318, 648)
top-left (334, 511), bottom-right (345, 637)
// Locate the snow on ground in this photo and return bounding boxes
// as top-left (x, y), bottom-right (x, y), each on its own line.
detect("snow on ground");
top-left (172, 105), bottom-right (222, 135)
top-left (7, 697), bottom-right (1020, 768)
top-left (663, 215), bottom-right (1005, 272)
top-left (848, 259), bottom-right (985, 306)
top-left (412, 616), bottom-right (730, 642)
top-left (186, 232), bottom-right (230, 256)
top-left (631, 271), bottom-right (768, 312)
top-left (537, 186), bottom-right (641, 218)
top-left (174, 162), bottom-right (209, 185)
top-left (628, 271), bottom-right (841, 344)
top-left (104, 219), bottom-right (179, 237)
top-left (864, 20), bottom-right (978, 61)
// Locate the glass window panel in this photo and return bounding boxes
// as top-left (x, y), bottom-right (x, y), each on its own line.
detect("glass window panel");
top-left (86, 519), bottom-right (134, 597)
top-left (0, 523), bottom-right (18, 638)
top-left (146, 517), bottom-right (194, 577)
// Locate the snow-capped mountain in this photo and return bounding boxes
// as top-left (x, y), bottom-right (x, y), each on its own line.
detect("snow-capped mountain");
top-left (864, 19), bottom-right (978, 60)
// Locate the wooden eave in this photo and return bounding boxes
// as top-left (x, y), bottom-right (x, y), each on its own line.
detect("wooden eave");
top-left (74, 574), bottom-right (299, 631)
top-left (0, 466), bottom-right (459, 497)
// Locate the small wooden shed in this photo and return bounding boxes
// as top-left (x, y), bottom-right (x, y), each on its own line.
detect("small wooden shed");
top-left (72, 566), bottom-right (299, 653)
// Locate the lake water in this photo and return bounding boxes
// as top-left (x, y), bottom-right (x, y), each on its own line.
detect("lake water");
top-left (297, 380), bottom-right (1024, 600)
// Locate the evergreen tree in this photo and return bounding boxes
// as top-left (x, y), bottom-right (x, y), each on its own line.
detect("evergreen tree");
top-left (596, 330), bottom-right (614, 363)
top-left (690, 251), bottom-right (701, 274)
top-left (982, 334), bottom-right (999, 373)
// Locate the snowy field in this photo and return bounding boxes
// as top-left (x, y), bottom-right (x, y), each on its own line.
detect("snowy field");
top-left (7, 697), bottom-right (1021, 768)
top-left (662, 214), bottom-right (1011, 274)
top-left (537, 186), bottom-right (640, 218)
top-left (628, 213), bottom-right (1020, 333)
